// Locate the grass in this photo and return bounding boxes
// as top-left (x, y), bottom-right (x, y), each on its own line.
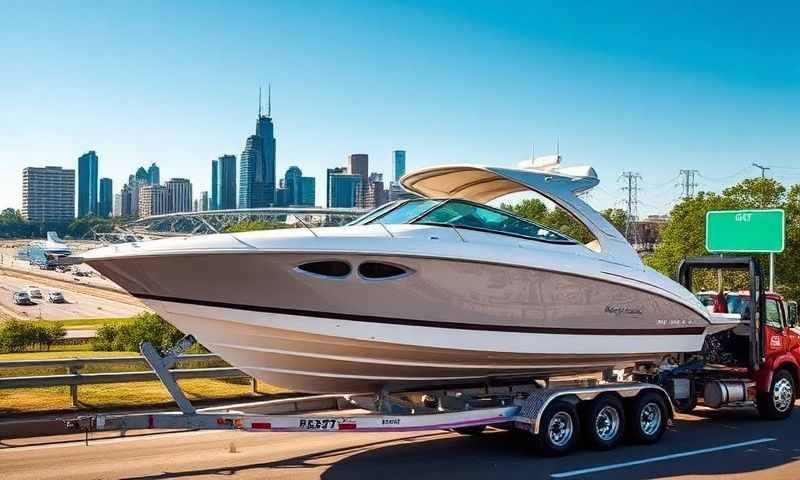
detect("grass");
top-left (1, 317), bottom-right (136, 330)
top-left (51, 317), bottom-right (136, 330)
top-left (0, 349), bottom-right (288, 415)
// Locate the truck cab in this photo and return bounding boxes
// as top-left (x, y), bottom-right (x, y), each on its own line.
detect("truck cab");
top-left (657, 256), bottom-right (799, 419)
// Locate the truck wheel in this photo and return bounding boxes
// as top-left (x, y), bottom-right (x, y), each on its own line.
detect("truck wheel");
top-left (757, 369), bottom-right (795, 420)
top-left (536, 400), bottom-right (579, 456)
top-left (452, 425), bottom-right (486, 435)
top-left (583, 395), bottom-right (625, 450)
top-left (627, 392), bottom-right (667, 444)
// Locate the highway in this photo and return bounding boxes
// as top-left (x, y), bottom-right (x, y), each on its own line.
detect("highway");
top-left (1, 406), bottom-right (799, 479)
top-left (0, 270), bottom-right (143, 321)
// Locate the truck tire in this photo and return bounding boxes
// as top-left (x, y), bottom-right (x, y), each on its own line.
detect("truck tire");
top-left (583, 395), bottom-right (625, 450)
top-left (627, 392), bottom-right (667, 444)
top-left (536, 400), bottom-right (580, 456)
top-left (757, 369), bottom-right (795, 420)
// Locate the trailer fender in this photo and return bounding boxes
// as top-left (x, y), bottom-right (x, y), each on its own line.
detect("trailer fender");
top-left (514, 384), bottom-right (673, 435)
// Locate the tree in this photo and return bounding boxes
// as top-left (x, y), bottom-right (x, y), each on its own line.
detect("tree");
top-left (647, 177), bottom-right (799, 297)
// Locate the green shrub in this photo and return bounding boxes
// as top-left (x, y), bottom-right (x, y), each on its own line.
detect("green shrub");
top-left (91, 312), bottom-right (184, 353)
top-left (0, 320), bottom-right (66, 352)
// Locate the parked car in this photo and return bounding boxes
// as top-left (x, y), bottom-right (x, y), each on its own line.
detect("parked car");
top-left (13, 292), bottom-right (34, 305)
top-left (27, 286), bottom-right (43, 299)
top-left (47, 291), bottom-right (65, 303)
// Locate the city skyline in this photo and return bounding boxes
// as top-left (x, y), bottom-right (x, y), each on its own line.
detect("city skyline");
top-left (2, 3), bottom-right (799, 215)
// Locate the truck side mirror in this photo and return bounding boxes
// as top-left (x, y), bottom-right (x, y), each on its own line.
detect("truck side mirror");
top-left (788, 301), bottom-right (798, 327)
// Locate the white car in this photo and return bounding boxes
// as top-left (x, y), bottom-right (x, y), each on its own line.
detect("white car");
top-left (27, 286), bottom-right (43, 299)
top-left (47, 291), bottom-right (65, 303)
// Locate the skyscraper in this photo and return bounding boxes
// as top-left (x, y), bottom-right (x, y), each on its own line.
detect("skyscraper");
top-left (119, 184), bottom-right (133, 217)
top-left (239, 135), bottom-right (266, 208)
top-left (299, 177), bottom-right (315, 206)
top-left (21, 166), bottom-right (75, 223)
top-left (138, 184), bottom-right (168, 217)
top-left (165, 178), bottom-right (192, 213)
top-left (392, 150), bottom-right (406, 181)
top-left (201, 191), bottom-right (209, 211)
top-left (217, 155), bottom-right (237, 209)
top-left (283, 166), bottom-right (316, 206)
top-left (77, 151), bottom-right (99, 217)
top-left (148, 163), bottom-right (160, 185)
top-left (239, 88), bottom-right (277, 208)
top-left (257, 86), bottom-right (277, 206)
top-left (113, 193), bottom-right (122, 217)
top-left (211, 159), bottom-right (219, 210)
top-left (99, 178), bottom-right (113, 217)
top-left (365, 172), bottom-right (388, 209)
top-left (347, 154), bottom-right (369, 207)
top-left (327, 167), bottom-right (362, 208)
top-left (284, 166), bottom-right (302, 205)
top-left (126, 166), bottom-right (150, 218)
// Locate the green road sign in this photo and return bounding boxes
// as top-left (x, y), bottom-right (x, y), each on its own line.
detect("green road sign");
top-left (706, 209), bottom-right (785, 253)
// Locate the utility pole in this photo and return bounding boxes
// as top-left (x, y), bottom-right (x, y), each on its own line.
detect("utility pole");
top-left (619, 171), bottom-right (642, 248)
top-left (678, 169), bottom-right (699, 199)
top-left (752, 163), bottom-right (770, 178)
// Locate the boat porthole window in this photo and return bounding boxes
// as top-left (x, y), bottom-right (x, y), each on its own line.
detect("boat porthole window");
top-left (358, 262), bottom-right (408, 280)
top-left (297, 261), bottom-right (351, 278)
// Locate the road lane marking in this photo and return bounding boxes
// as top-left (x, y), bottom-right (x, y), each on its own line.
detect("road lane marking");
top-left (551, 437), bottom-right (776, 478)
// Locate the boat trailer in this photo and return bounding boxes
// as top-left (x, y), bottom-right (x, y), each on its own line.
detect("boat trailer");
top-left (64, 335), bottom-right (674, 456)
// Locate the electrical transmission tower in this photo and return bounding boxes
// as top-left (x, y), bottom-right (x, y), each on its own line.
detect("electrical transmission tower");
top-left (679, 169), bottom-right (699, 199)
top-left (619, 171), bottom-right (642, 248)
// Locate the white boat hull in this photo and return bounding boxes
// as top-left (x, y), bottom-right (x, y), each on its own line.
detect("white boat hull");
top-left (148, 299), bottom-right (705, 394)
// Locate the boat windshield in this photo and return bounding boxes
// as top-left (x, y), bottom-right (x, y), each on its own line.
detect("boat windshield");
top-left (415, 200), bottom-right (576, 244)
top-left (363, 198), bottom-right (576, 244)
top-left (365, 199), bottom-right (443, 225)
top-left (348, 201), bottom-right (402, 226)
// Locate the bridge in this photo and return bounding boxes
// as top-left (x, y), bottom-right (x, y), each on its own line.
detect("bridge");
top-left (89, 207), bottom-right (369, 242)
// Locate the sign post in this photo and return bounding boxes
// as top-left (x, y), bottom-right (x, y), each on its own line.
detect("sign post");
top-left (706, 209), bottom-right (785, 292)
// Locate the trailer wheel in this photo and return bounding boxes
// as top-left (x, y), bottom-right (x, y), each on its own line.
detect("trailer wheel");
top-left (627, 392), bottom-right (667, 444)
top-left (757, 369), bottom-right (795, 420)
top-left (583, 395), bottom-right (625, 450)
top-left (452, 425), bottom-right (486, 435)
top-left (536, 400), bottom-right (579, 456)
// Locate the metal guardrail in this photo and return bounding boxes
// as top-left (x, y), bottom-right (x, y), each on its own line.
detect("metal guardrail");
top-left (0, 353), bottom-right (250, 407)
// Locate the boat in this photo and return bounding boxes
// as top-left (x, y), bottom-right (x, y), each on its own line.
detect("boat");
top-left (82, 155), bottom-right (714, 394)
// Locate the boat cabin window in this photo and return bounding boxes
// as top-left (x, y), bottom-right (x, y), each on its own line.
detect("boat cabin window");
top-left (414, 200), bottom-right (576, 244)
top-left (348, 201), bottom-right (401, 226)
top-left (367, 199), bottom-right (442, 225)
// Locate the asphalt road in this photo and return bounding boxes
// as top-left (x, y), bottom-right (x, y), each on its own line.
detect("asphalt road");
top-left (1, 406), bottom-right (799, 480)
top-left (0, 271), bottom-right (143, 320)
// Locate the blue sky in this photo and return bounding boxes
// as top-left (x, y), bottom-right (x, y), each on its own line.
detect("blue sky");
top-left (1, 1), bottom-right (799, 214)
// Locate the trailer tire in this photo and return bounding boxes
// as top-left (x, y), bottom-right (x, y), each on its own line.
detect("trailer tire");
top-left (452, 425), bottom-right (486, 435)
top-left (757, 369), bottom-right (795, 420)
top-left (627, 392), bottom-right (667, 444)
top-left (536, 400), bottom-right (580, 456)
top-left (583, 395), bottom-right (625, 450)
